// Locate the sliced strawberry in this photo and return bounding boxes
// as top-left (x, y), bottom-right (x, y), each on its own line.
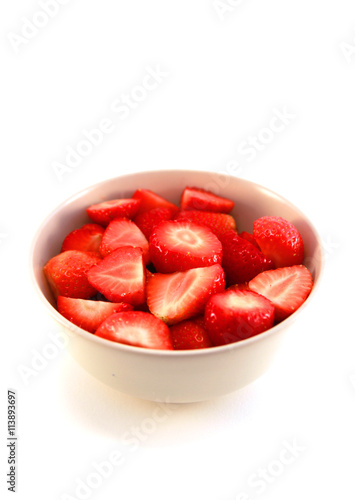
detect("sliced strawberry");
top-left (149, 220), bottom-right (222, 273)
top-left (239, 231), bottom-right (260, 250)
top-left (43, 250), bottom-right (101, 299)
top-left (87, 246), bottom-right (145, 305)
top-left (227, 282), bottom-right (250, 292)
top-left (170, 318), bottom-right (212, 350)
top-left (86, 198), bottom-right (141, 226)
top-left (57, 296), bottom-right (133, 333)
top-left (95, 311), bottom-right (173, 350)
top-left (146, 264), bottom-right (225, 325)
top-left (99, 218), bottom-right (149, 264)
top-left (132, 189), bottom-right (178, 215)
top-left (134, 206), bottom-right (178, 239)
top-left (180, 187), bottom-right (234, 213)
top-left (253, 216), bottom-right (304, 268)
top-left (204, 289), bottom-right (275, 346)
top-left (220, 230), bottom-right (274, 286)
top-left (61, 223), bottom-right (105, 253)
top-left (174, 210), bottom-right (237, 239)
top-left (248, 265), bottom-right (313, 322)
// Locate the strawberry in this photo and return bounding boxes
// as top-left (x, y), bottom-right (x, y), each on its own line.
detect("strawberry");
top-left (86, 198), bottom-right (141, 226)
top-left (204, 289), bottom-right (275, 346)
top-left (132, 189), bottom-right (178, 215)
top-left (149, 220), bottom-right (222, 273)
top-left (43, 250), bottom-right (101, 299)
top-left (180, 187), bottom-right (234, 213)
top-left (253, 216), bottom-right (304, 268)
top-left (239, 231), bottom-right (260, 250)
top-left (61, 223), bottom-right (105, 253)
top-left (146, 264), bottom-right (225, 325)
top-left (170, 318), bottom-right (212, 350)
top-left (248, 265), bottom-right (313, 322)
top-left (220, 230), bottom-right (274, 286)
top-left (87, 246), bottom-right (145, 305)
top-left (57, 296), bottom-right (133, 333)
top-left (133, 206), bottom-right (178, 239)
top-left (99, 218), bottom-right (149, 264)
top-left (95, 311), bottom-right (173, 350)
top-left (174, 210), bottom-right (237, 239)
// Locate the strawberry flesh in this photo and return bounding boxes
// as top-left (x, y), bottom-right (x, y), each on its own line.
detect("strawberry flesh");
top-left (170, 318), bottom-right (212, 350)
top-left (57, 296), bottom-right (133, 333)
top-left (61, 223), bottom-right (105, 253)
top-left (174, 210), bottom-right (237, 239)
top-left (149, 220), bottom-right (222, 273)
top-left (180, 187), bottom-right (234, 213)
top-left (95, 311), bottom-right (173, 350)
top-left (248, 264), bottom-right (313, 321)
top-left (87, 246), bottom-right (146, 305)
top-left (132, 189), bottom-right (178, 215)
top-left (134, 206), bottom-right (178, 239)
top-left (204, 289), bottom-right (275, 346)
top-left (146, 263), bottom-right (225, 325)
top-left (86, 198), bottom-right (141, 226)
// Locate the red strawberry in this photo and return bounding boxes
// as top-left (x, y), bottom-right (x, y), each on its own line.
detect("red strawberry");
top-left (253, 216), bottom-right (304, 268)
top-left (86, 198), bottom-right (141, 226)
top-left (227, 283), bottom-right (250, 292)
top-left (95, 311), bottom-right (173, 350)
top-left (248, 265), bottom-right (313, 322)
top-left (132, 189), bottom-right (178, 215)
top-left (87, 246), bottom-right (145, 305)
top-left (220, 230), bottom-right (274, 286)
top-left (149, 220), bottom-right (222, 273)
top-left (43, 250), bottom-right (101, 299)
top-left (99, 218), bottom-right (149, 264)
top-left (61, 223), bottom-right (105, 253)
top-left (180, 187), bottom-right (234, 213)
top-left (170, 318), bottom-right (212, 350)
top-left (174, 210), bottom-right (237, 239)
top-left (239, 231), bottom-right (260, 250)
top-left (57, 296), bottom-right (133, 333)
top-left (146, 264), bottom-right (225, 325)
top-left (204, 289), bottom-right (275, 346)
top-left (134, 206), bottom-right (178, 239)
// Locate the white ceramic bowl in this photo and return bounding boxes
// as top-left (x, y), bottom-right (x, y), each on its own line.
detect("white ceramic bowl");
top-left (30, 170), bottom-right (323, 403)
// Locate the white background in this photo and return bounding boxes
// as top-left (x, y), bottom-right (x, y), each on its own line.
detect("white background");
top-left (1, 1), bottom-right (355, 499)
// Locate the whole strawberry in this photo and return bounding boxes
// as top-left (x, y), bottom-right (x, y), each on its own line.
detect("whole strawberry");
top-left (253, 216), bottom-right (304, 268)
top-left (220, 230), bottom-right (274, 286)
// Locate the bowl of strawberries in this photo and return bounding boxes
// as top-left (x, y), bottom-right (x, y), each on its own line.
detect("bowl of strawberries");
top-left (30, 170), bottom-right (323, 403)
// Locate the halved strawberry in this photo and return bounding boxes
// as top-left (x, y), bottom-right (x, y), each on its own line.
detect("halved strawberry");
top-left (87, 246), bottom-right (145, 305)
top-left (95, 311), bottom-right (173, 350)
top-left (174, 210), bottom-right (237, 239)
top-left (220, 230), bottom-right (274, 286)
top-left (248, 265), bottom-right (313, 322)
top-left (86, 198), bottom-right (141, 226)
top-left (134, 206), bottom-right (178, 239)
top-left (43, 250), bottom-right (101, 299)
top-left (180, 187), bottom-right (234, 213)
top-left (170, 318), bottom-right (212, 350)
top-left (204, 289), bottom-right (275, 346)
top-left (57, 296), bottom-right (133, 333)
top-left (149, 220), bottom-right (222, 273)
top-left (239, 231), bottom-right (260, 250)
top-left (146, 264), bottom-right (225, 325)
top-left (132, 189), bottom-right (178, 215)
top-left (253, 216), bottom-right (304, 268)
top-left (61, 223), bottom-right (105, 253)
top-left (99, 218), bottom-right (149, 264)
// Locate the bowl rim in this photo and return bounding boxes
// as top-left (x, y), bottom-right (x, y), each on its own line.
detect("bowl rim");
top-left (29, 169), bottom-right (325, 358)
